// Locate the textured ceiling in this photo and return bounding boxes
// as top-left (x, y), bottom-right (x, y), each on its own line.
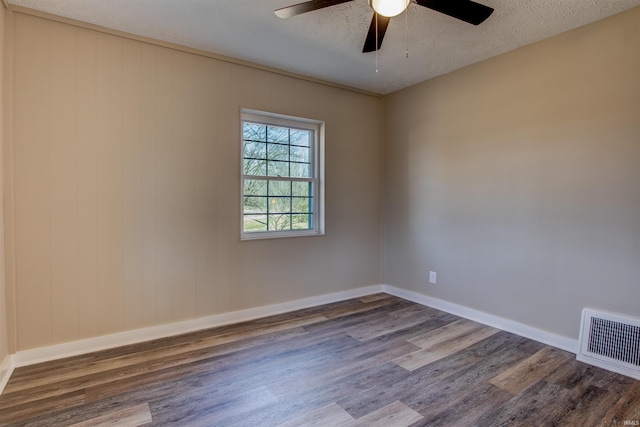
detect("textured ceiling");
top-left (9, 0), bottom-right (640, 94)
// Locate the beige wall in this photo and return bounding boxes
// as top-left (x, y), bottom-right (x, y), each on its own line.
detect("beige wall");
top-left (5, 11), bottom-right (383, 351)
top-left (383, 7), bottom-right (640, 339)
top-left (0, 4), bottom-right (7, 364)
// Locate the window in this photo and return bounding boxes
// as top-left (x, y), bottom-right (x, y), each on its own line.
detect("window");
top-left (241, 109), bottom-right (324, 240)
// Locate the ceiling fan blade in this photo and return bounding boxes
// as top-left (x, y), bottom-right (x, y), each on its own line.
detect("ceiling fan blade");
top-left (415, 0), bottom-right (494, 25)
top-left (275, 0), bottom-right (354, 18)
top-left (362, 14), bottom-right (391, 53)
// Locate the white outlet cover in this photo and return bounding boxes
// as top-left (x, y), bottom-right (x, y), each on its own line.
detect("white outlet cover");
top-left (429, 271), bottom-right (437, 284)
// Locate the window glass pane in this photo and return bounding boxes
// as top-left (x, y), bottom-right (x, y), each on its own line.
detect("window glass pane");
top-left (292, 181), bottom-right (311, 197)
top-left (292, 214), bottom-right (311, 230)
top-left (268, 214), bottom-right (290, 231)
top-left (290, 162), bottom-right (310, 178)
top-left (267, 126), bottom-right (289, 144)
top-left (290, 129), bottom-right (310, 147)
top-left (290, 146), bottom-right (309, 163)
top-left (269, 180), bottom-right (291, 197)
top-left (244, 179), bottom-right (267, 197)
top-left (271, 197), bottom-right (291, 214)
top-left (244, 196), bottom-right (267, 214)
top-left (292, 197), bottom-right (310, 213)
top-left (266, 143), bottom-right (289, 161)
top-left (244, 141), bottom-right (266, 160)
top-left (244, 215), bottom-right (267, 233)
top-left (267, 160), bottom-right (289, 177)
top-left (243, 158), bottom-right (266, 176)
top-left (244, 123), bottom-right (266, 142)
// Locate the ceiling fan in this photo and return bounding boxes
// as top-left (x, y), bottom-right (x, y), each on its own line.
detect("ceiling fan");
top-left (275, 0), bottom-right (494, 53)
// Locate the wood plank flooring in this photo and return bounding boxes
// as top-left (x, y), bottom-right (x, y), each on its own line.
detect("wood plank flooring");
top-left (1, 294), bottom-right (639, 426)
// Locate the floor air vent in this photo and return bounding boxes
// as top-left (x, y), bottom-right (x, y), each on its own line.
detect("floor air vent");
top-left (577, 309), bottom-right (640, 380)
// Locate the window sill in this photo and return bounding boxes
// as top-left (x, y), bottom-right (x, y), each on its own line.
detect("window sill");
top-left (240, 229), bottom-right (324, 241)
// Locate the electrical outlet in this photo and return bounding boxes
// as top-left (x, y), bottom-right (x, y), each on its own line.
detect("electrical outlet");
top-left (429, 271), bottom-right (437, 284)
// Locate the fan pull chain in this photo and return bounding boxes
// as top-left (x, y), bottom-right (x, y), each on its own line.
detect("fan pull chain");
top-left (405, 5), bottom-right (409, 58)
top-left (375, 12), bottom-right (379, 74)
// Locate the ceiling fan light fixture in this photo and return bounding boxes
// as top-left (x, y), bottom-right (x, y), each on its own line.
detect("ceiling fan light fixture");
top-left (369, 0), bottom-right (410, 17)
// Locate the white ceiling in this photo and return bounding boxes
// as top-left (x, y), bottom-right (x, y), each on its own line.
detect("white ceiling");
top-left (9, 0), bottom-right (640, 94)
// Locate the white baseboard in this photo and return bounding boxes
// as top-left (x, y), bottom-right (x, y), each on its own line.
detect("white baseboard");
top-left (0, 354), bottom-right (15, 396)
top-left (11, 285), bottom-right (385, 369)
top-left (382, 285), bottom-right (579, 353)
top-left (3, 283), bottom-right (578, 396)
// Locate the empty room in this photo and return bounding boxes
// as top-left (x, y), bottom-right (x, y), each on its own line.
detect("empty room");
top-left (0, 0), bottom-right (639, 425)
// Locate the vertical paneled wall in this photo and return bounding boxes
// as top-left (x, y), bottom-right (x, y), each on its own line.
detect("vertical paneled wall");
top-left (7, 12), bottom-right (383, 351)
top-left (0, 4), bottom-right (8, 366)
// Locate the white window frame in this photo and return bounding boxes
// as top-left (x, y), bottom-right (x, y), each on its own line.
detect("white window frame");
top-left (240, 109), bottom-right (325, 241)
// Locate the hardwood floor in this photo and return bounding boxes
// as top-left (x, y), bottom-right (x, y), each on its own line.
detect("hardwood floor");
top-left (1, 294), bottom-right (639, 426)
